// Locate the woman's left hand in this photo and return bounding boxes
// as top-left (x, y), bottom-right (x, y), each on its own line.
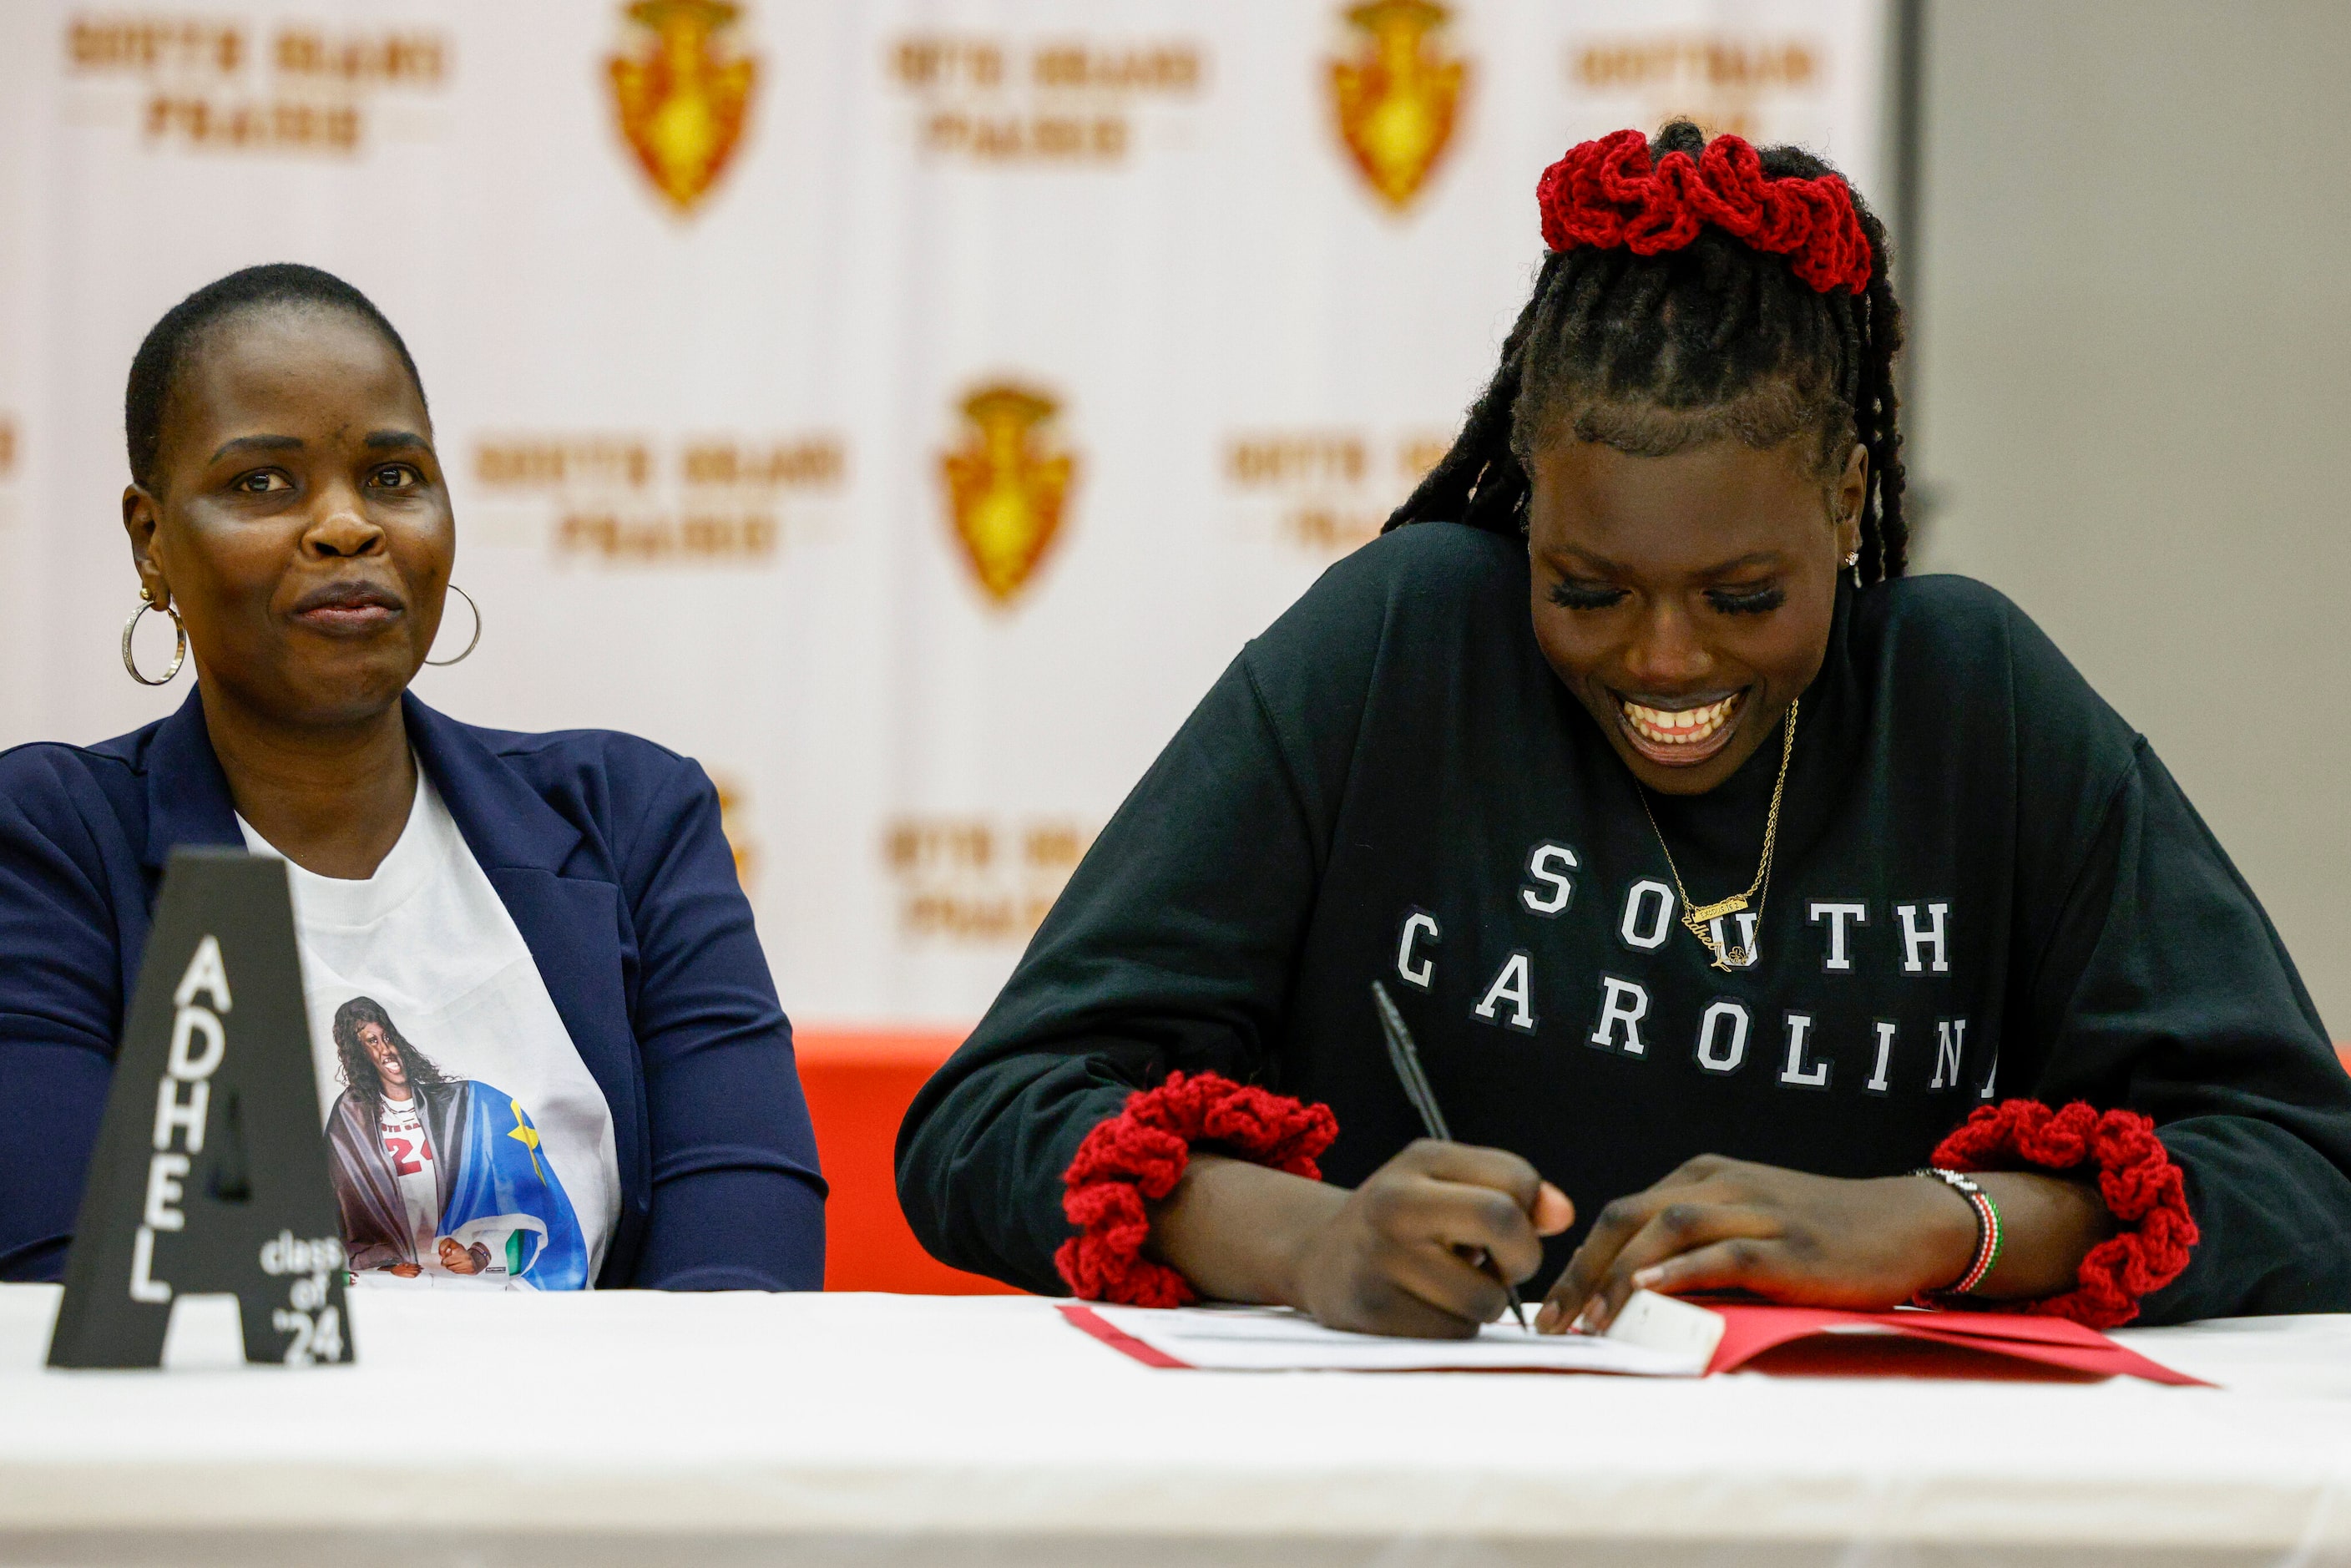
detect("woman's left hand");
top-left (1535, 1154), bottom-right (1981, 1333)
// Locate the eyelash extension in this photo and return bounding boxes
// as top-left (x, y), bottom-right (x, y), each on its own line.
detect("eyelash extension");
top-left (1546, 581), bottom-right (1786, 614)
top-left (1707, 586), bottom-right (1787, 615)
top-left (1549, 581), bottom-right (1627, 610)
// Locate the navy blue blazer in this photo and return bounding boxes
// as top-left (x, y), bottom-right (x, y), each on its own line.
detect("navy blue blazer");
top-left (0, 690), bottom-right (825, 1290)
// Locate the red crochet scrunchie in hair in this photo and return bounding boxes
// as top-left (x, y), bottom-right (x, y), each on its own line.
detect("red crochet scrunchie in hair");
top-left (1931, 1100), bottom-right (2199, 1329)
top-left (1056, 1071), bottom-right (1339, 1308)
top-left (1536, 127), bottom-right (1873, 296)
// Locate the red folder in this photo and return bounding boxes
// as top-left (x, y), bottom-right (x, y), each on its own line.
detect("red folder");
top-left (1061, 1301), bottom-right (2206, 1385)
top-left (1703, 1302), bottom-right (2206, 1385)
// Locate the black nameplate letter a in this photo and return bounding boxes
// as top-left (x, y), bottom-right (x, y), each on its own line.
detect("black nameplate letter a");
top-left (47, 848), bottom-right (356, 1368)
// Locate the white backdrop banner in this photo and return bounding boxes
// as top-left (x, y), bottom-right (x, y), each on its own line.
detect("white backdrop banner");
top-left (0, 0), bottom-right (1888, 1025)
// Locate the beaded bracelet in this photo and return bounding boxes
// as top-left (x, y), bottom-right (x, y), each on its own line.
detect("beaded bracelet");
top-left (1930, 1100), bottom-right (2196, 1328)
top-left (1912, 1166), bottom-right (2002, 1295)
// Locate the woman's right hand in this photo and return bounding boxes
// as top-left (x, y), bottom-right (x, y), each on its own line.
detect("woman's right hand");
top-left (1148, 1142), bottom-right (1574, 1338)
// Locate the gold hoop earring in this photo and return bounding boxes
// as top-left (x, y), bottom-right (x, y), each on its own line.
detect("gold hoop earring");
top-left (424, 583), bottom-right (481, 667)
top-left (121, 589), bottom-right (187, 686)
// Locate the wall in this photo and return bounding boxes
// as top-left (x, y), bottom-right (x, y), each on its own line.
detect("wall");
top-left (0, 1), bottom-right (1888, 1026)
top-left (1909, 0), bottom-right (2351, 1032)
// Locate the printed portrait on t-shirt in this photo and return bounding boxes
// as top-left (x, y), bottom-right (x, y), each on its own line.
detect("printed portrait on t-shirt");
top-left (322, 996), bottom-right (589, 1290)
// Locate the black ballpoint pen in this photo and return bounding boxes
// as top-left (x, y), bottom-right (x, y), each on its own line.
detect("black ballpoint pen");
top-left (1370, 979), bottom-right (1532, 1331)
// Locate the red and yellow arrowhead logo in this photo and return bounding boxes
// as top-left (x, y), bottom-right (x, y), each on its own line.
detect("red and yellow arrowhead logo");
top-left (608, 0), bottom-right (756, 214)
top-left (941, 383), bottom-right (1077, 606)
top-left (1329, 0), bottom-right (1469, 212)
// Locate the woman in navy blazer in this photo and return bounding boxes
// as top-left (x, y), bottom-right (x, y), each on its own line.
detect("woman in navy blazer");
top-left (0, 264), bottom-right (824, 1289)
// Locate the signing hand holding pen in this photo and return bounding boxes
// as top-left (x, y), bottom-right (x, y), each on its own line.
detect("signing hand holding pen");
top-left (1140, 988), bottom-right (1572, 1341)
top-left (1373, 980), bottom-right (1548, 1329)
top-left (1282, 1138), bottom-right (1575, 1338)
top-left (1149, 1130), bottom-right (1575, 1339)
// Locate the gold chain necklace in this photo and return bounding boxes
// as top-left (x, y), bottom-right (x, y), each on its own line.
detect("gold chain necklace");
top-left (1636, 697), bottom-right (1798, 972)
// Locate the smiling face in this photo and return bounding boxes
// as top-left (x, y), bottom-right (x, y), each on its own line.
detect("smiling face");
top-left (1525, 434), bottom-right (1865, 797)
top-left (356, 1019), bottom-right (409, 1095)
top-left (122, 305), bottom-right (452, 730)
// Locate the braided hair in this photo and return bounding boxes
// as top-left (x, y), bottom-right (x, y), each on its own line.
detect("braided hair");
top-left (1387, 120), bottom-right (1908, 582)
top-left (125, 262), bottom-right (425, 494)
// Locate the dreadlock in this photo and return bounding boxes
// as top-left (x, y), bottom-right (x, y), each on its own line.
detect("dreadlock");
top-left (125, 262), bottom-right (426, 494)
top-left (1387, 120), bottom-right (1908, 583)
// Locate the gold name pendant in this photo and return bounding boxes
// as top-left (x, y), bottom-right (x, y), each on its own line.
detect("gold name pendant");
top-left (1681, 894), bottom-right (1755, 971)
top-left (1640, 698), bottom-right (1798, 974)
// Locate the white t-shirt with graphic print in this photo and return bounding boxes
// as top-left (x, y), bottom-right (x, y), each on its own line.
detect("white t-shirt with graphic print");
top-left (239, 765), bottom-right (619, 1290)
top-left (377, 1095), bottom-right (440, 1259)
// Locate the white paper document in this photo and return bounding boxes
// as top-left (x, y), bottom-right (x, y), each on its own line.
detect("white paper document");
top-left (1079, 1291), bottom-right (1726, 1376)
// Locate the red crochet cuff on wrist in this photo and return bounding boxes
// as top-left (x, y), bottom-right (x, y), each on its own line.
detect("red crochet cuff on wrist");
top-left (1931, 1099), bottom-right (2199, 1329)
top-left (1055, 1071), bottom-right (1339, 1308)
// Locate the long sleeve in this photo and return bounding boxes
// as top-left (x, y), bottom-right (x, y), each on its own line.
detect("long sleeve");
top-left (619, 757), bottom-right (827, 1290)
top-left (2017, 741), bottom-right (2351, 1322)
top-left (0, 749), bottom-right (136, 1281)
top-left (896, 653), bottom-right (1344, 1293)
top-left (896, 529), bottom-right (1435, 1295)
top-left (900, 534), bottom-right (2351, 1316)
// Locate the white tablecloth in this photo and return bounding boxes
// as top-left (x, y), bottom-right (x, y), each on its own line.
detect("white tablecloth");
top-left (2, 1283), bottom-right (2348, 1566)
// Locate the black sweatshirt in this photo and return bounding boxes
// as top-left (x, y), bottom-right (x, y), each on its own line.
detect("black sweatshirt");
top-left (897, 522), bottom-right (2351, 1322)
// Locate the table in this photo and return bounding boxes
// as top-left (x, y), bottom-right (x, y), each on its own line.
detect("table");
top-left (3, 1284), bottom-right (2348, 1568)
